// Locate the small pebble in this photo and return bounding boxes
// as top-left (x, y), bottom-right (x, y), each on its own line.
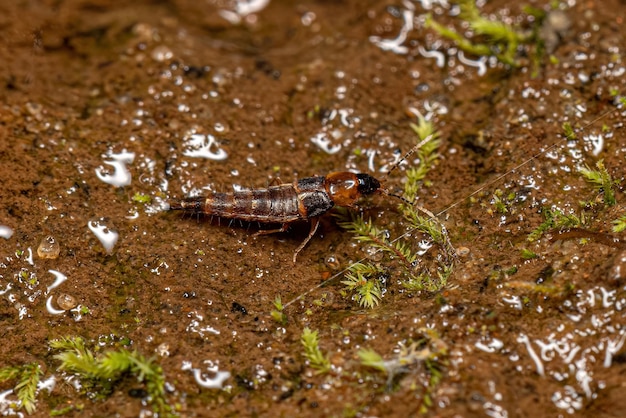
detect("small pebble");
top-left (456, 246), bottom-right (471, 257)
top-left (25, 102), bottom-right (43, 117)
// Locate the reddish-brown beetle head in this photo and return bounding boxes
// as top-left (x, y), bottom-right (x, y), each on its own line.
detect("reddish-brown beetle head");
top-left (324, 172), bottom-right (381, 207)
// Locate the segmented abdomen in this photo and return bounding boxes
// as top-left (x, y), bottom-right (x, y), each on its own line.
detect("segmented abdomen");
top-left (170, 184), bottom-right (302, 223)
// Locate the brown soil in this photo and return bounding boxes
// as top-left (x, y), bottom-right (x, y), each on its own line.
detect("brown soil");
top-left (1, 0), bottom-right (625, 417)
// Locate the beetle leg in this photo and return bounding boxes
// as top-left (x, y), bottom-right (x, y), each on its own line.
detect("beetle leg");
top-left (268, 177), bottom-right (283, 187)
top-left (292, 217), bottom-right (320, 263)
top-left (253, 223), bottom-right (289, 236)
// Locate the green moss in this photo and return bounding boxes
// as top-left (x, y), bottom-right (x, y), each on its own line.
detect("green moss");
top-left (336, 116), bottom-right (454, 307)
top-left (270, 295), bottom-right (287, 324)
top-left (300, 328), bottom-right (331, 374)
top-left (520, 248), bottom-right (538, 260)
top-left (131, 192), bottom-right (152, 204)
top-left (613, 214), bottom-right (626, 233)
top-left (579, 159), bottom-right (617, 206)
top-left (358, 329), bottom-right (448, 413)
top-left (50, 336), bottom-right (172, 416)
top-left (425, 0), bottom-right (540, 67)
top-left (0, 363), bottom-right (42, 414)
top-left (528, 207), bottom-right (584, 242)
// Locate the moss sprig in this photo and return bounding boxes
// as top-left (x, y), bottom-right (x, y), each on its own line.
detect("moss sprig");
top-left (337, 213), bottom-right (418, 268)
top-left (425, 0), bottom-right (538, 67)
top-left (358, 329), bottom-right (448, 413)
top-left (402, 115), bottom-right (455, 258)
top-left (341, 262), bottom-right (385, 308)
top-left (579, 159), bottom-right (617, 206)
top-left (613, 214), bottom-right (626, 233)
top-left (270, 295), bottom-right (287, 324)
top-left (0, 363), bottom-right (42, 414)
top-left (403, 115), bottom-right (442, 204)
top-left (527, 207), bottom-right (585, 242)
top-left (50, 337), bottom-right (171, 415)
top-left (300, 328), bottom-right (331, 374)
top-left (336, 116), bottom-right (454, 307)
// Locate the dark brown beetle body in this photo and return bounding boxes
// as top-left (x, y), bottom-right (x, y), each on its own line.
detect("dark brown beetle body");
top-left (169, 172), bottom-right (381, 262)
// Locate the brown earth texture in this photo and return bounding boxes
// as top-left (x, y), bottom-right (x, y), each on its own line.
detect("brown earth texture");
top-left (1, 0), bottom-right (626, 417)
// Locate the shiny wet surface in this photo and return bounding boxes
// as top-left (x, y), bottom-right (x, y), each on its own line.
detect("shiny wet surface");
top-left (1, 1), bottom-right (625, 416)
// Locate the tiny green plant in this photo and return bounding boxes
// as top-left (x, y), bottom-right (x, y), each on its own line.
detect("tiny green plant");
top-left (131, 192), bottom-right (152, 204)
top-left (562, 121), bottom-right (577, 140)
top-left (402, 264), bottom-right (454, 293)
top-left (341, 262), bottom-right (385, 308)
top-left (506, 279), bottom-right (575, 295)
top-left (357, 348), bottom-right (386, 373)
top-left (489, 189), bottom-right (517, 215)
top-left (0, 362), bottom-right (42, 414)
top-left (336, 115), bottom-right (455, 307)
top-left (520, 248), bottom-right (538, 260)
top-left (50, 404), bottom-right (82, 416)
top-left (270, 295), bottom-right (287, 324)
top-left (300, 327), bottom-right (331, 374)
top-left (527, 207), bottom-right (584, 242)
top-left (50, 336), bottom-right (171, 415)
top-left (425, 0), bottom-right (539, 67)
top-left (613, 214), bottom-right (626, 233)
top-left (491, 192), bottom-right (508, 214)
top-left (579, 159), bottom-right (617, 206)
top-left (358, 329), bottom-right (448, 413)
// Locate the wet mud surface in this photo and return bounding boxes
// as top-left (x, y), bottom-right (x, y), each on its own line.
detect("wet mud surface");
top-left (1, 0), bottom-right (625, 416)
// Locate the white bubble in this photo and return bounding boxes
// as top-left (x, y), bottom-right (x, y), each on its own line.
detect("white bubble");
top-left (310, 133), bottom-right (341, 154)
top-left (46, 296), bottom-right (66, 315)
top-left (96, 151), bottom-right (135, 187)
top-left (219, 0), bottom-right (270, 24)
top-left (182, 134), bottom-right (228, 160)
top-left (88, 219), bottom-right (119, 253)
top-left (0, 225), bottom-right (13, 239)
top-left (46, 270), bottom-right (68, 294)
top-left (192, 367), bottom-right (230, 389)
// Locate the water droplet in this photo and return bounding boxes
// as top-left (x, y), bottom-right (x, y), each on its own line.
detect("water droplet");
top-left (47, 270), bottom-right (67, 293)
top-left (310, 133), bottom-right (341, 154)
top-left (191, 367), bottom-right (231, 389)
top-left (363, 245), bottom-right (383, 262)
top-left (57, 293), bottom-right (78, 310)
top-left (37, 235), bottom-right (60, 259)
top-left (325, 255), bottom-right (340, 269)
top-left (151, 45), bottom-right (173, 62)
top-left (182, 134), bottom-right (228, 160)
top-left (301, 11), bottom-right (316, 26)
top-left (0, 225), bottom-right (14, 239)
top-left (95, 151), bottom-right (135, 187)
top-left (88, 218), bottom-right (119, 254)
top-left (157, 343), bottom-right (170, 357)
top-left (46, 296), bottom-right (65, 315)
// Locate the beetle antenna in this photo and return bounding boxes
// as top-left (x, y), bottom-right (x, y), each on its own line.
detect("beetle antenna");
top-left (381, 189), bottom-right (414, 206)
top-left (385, 134), bottom-right (433, 178)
